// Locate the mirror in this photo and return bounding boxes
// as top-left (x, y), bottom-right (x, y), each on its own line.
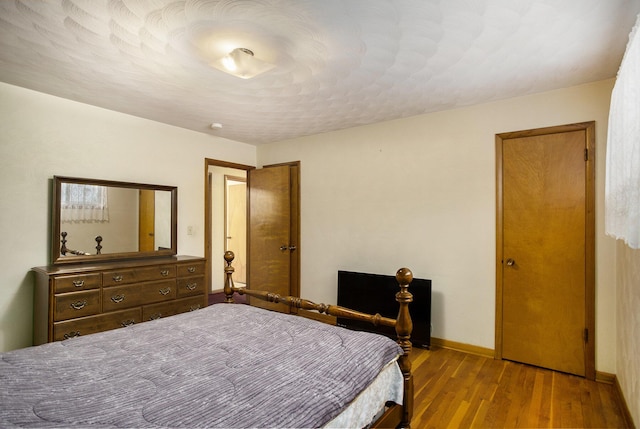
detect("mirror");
top-left (52, 176), bottom-right (177, 265)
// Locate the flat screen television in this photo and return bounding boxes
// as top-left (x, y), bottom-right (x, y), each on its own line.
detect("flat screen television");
top-left (337, 270), bottom-right (431, 348)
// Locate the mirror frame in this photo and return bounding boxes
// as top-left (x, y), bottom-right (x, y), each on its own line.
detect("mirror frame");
top-left (52, 176), bottom-right (178, 265)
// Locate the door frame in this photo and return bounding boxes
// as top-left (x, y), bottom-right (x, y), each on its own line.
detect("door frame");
top-left (204, 159), bottom-right (254, 294)
top-left (494, 122), bottom-right (596, 380)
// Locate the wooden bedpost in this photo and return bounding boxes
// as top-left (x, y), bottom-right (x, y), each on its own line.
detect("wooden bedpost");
top-left (60, 232), bottom-right (68, 255)
top-left (395, 267), bottom-right (414, 429)
top-left (222, 252), bottom-right (414, 428)
top-left (223, 251), bottom-right (236, 303)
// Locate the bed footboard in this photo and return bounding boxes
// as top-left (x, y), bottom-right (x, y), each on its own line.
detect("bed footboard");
top-left (222, 250), bottom-right (414, 428)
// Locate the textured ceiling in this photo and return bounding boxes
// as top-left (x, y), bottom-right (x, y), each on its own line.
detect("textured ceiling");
top-left (0, 0), bottom-right (639, 145)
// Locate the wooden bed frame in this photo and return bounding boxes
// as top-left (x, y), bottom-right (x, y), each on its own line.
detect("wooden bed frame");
top-left (222, 251), bottom-right (414, 429)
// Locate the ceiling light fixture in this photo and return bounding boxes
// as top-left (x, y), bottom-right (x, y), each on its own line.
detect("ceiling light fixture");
top-left (211, 48), bottom-right (274, 79)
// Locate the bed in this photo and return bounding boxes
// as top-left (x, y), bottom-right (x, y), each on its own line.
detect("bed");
top-left (0, 251), bottom-right (414, 428)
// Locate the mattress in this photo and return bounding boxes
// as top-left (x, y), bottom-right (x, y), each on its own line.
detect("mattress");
top-left (0, 303), bottom-right (403, 428)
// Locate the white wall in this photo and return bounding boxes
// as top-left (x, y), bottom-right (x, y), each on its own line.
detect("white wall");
top-left (0, 82), bottom-right (256, 352)
top-left (257, 79), bottom-right (618, 373)
top-left (0, 79), bottom-right (622, 377)
top-left (616, 242), bottom-right (640, 424)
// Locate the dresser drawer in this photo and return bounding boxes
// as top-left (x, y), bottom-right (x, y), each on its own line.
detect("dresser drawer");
top-left (102, 279), bottom-right (176, 311)
top-left (53, 273), bottom-right (101, 293)
top-left (135, 265), bottom-right (176, 281)
top-left (54, 290), bottom-right (101, 321)
top-left (177, 262), bottom-right (205, 278)
top-left (177, 276), bottom-right (205, 298)
top-left (142, 296), bottom-right (204, 321)
top-left (102, 268), bottom-right (137, 286)
top-left (102, 265), bottom-right (176, 286)
top-left (53, 308), bottom-right (142, 341)
top-left (33, 255), bottom-right (206, 344)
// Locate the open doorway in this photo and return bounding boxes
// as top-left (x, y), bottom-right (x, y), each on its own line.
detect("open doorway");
top-left (205, 159), bottom-right (253, 294)
top-left (224, 175), bottom-right (246, 286)
top-left (204, 159), bottom-right (300, 306)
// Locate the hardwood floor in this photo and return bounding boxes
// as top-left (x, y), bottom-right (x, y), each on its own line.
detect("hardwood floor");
top-left (409, 346), bottom-right (630, 428)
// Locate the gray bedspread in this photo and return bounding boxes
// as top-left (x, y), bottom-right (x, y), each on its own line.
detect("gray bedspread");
top-left (0, 303), bottom-right (402, 428)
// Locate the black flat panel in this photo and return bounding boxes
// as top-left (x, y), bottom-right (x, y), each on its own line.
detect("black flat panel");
top-left (337, 270), bottom-right (431, 348)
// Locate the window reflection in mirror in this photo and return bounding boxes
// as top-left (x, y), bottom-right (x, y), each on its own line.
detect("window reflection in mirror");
top-left (60, 188), bottom-right (172, 255)
top-left (53, 176), bottom-right (177, 264)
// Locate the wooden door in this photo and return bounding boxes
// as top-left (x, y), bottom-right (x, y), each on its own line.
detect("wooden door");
top-left (248, 164), bottom-right (300, 313)
top-left (138, 189), bottom-right (155, 252)
top-left (496, 122), bottom-right (595, 379)
top-left (225, 177), bottom-right (247, 284)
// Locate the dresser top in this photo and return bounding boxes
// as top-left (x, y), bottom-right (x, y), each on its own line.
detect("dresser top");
top-left (32, 255), bottom-right (205, 276)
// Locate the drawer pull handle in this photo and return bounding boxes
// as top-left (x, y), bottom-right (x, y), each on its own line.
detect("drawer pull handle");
top-left (189, 305), bottom-right (201, 311)
top-left (160, 270), bottom-right (170, 276)
top-left (72, 280), bottom-right (85, 288)
top-left (187, 267), bottom-right (196, 273)
top-left (112, 275), bottom-right (124, 282)
top-left (159, 287), bottom-right (171, 296)
top-left (111, 294), bottom-right (125, 303)
top-left (149, 313), bottom-right (162, 320)
top-left (186, 282), bottom-right (197, 291)
top-left (63, 331), bottom-right (80, 339)
top-left (70, 300), bottom-right (87, 310)
top-left (121, 320), bottom-right (135, 327)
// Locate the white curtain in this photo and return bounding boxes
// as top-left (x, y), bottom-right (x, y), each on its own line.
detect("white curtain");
top-left (60, 183), bottom-right (109, 223)
top-left (605, 14), bottom-right (640, 249)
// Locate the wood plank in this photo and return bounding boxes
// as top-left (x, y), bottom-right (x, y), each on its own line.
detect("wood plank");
top-left (247, 165), bottom-right (291, 313)
top-left (410, 347), bottom-right (630, 428)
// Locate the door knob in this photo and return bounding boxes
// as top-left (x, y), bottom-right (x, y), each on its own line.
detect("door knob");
top-left (506, 258), bottom-right (515, 266)
top-left (280, 245), bottom-right (288, 251)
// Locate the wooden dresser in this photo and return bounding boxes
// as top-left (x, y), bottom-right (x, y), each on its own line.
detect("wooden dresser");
top-left (32, 255), bottom-right (206, 345)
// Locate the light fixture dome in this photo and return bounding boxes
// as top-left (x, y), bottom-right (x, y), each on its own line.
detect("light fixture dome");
top-left (212, 47), bottom-right (275, 79)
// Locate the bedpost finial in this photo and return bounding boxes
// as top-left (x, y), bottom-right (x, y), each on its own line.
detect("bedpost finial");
top-left (395, 267), bottom-right (414, 355)
top-left (223, 251), bottom-right (236, 303)
top-left (396, 267), bottom-right (413, 286)
top-left (95, 236), bottom-right (102, 255)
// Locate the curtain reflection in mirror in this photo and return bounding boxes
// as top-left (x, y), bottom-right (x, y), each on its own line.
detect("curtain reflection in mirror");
top-left (61, 183), bottom-right (109, 223)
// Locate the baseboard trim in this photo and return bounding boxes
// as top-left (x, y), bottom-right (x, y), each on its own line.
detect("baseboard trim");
top-left (430, 337), bottom-right (494, 358)
top-left (612, 374), bottom-right (636, 429)
top-left (596, 370), bottom-right (616, 384)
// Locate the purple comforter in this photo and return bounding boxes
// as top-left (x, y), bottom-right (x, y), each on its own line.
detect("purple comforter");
top-left (1, 303), bottom-right (402, 428)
